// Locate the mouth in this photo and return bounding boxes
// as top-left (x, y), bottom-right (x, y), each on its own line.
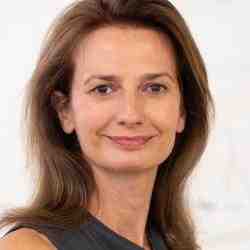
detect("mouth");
top-left (105, 136), bottom-right (155, 150)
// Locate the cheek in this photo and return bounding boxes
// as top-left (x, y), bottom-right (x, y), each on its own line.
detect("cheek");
top-left (73, 112), bottom-right (101, 154)
top-left (148, 102), bottom-right (181, 131)
top-left (73, 102), bottom-right (111, 140)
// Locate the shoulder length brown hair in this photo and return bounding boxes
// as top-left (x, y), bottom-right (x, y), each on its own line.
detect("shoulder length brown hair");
top-left (0, 0), bottom-right (214, 249)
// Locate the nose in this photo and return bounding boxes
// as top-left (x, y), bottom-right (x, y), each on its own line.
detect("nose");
top-left (117, 92), bottom-right (145, 127)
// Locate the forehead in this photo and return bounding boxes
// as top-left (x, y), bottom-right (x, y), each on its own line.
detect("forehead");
top-left (72, 25), bottom-right (178, 79)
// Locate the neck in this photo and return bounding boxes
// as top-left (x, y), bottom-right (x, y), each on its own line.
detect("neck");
top-left (87, 166), bottom-right (158, 248)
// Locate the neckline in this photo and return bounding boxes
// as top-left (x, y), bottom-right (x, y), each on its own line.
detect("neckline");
top-left (85, 211), bottom-right (155, 250)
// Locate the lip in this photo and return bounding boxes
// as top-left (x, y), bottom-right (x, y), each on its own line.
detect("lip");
top-left (108, 136), bottom-right (154, 140)
top-left (106, 135), bottom-right (155, 150)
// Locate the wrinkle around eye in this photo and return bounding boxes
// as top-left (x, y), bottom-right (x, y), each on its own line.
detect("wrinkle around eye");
top-left (89, 84), bottom-right (114, 95)
top-left (144, 83), bottom-right (168, 94)
top-left (88, 82), bottom-right (170, 97)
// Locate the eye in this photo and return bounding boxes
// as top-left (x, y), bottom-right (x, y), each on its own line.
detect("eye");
top-left (89, 83), bottom-right (168, 96)
top-left (90, 84), bottom-right (114, 95)
top-left (145, 83), bottom-right (168, 94)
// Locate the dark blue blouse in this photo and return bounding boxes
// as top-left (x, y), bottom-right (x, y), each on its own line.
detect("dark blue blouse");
top-left (4, 212), bottom-right (168, 250)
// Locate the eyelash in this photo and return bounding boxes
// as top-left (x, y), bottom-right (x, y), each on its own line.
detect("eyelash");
top-left (89, 83), bottom-right (168, 96)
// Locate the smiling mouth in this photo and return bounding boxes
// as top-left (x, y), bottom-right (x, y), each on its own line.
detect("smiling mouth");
top-left (106, 136), bottom-right (154, 150)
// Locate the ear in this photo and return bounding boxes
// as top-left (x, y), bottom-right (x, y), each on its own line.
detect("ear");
top-left (51, 91), bottom-right (75, 134)
top-left (176, 108), bottom-right (186, 133)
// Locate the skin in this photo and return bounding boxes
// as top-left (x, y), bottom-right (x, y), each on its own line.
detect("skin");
top-left (56, 25), bottom-right (186, 248)
top-left (0, 228), bottom-right (57, 250)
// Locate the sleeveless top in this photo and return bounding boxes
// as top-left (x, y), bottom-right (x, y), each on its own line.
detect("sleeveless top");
top-left (3, 212), bottom-right (168, 250)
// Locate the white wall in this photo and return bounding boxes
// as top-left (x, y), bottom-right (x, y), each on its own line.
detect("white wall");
top-left (174, 1), bottom-right (250, 249)
top-left (0, 1), bottom-right (249, 249)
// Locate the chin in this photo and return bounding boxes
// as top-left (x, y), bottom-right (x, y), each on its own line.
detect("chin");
top-left (99, 160), bottom-right (157, 173)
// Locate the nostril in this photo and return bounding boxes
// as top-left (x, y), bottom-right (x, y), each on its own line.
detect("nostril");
top-left (118, 120), bottom-right (143, 127)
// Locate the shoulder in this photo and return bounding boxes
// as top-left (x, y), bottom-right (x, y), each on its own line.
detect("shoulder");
top-left (0, 228), bottom-right (57, 250)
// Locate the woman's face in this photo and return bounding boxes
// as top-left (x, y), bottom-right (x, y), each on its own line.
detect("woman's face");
top-left (57, 25), bottom-right (185, 173)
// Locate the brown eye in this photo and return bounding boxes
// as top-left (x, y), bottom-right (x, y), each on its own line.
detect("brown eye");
top-left (90, 84), bottom-right (113, 95)
top-left (146, 83), bottom-right (167, 94)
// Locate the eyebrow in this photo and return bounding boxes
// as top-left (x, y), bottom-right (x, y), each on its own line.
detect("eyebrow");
top-left (83, 72), bottom-right (177, 86)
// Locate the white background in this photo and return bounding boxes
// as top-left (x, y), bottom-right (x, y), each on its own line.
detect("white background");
top-left (0, 1), bottom-right (249, 249)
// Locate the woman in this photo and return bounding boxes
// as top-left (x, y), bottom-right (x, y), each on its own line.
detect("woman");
top-left (0, 0), bottom-right (214, 249)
